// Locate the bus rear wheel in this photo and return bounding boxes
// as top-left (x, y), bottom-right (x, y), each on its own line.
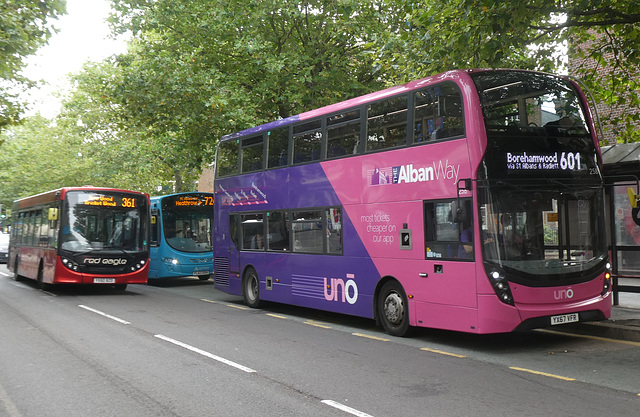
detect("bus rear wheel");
top-left (12, 258), bottom-right (23, 282)
top-left (378, 280), bottom-right (411, 337)
top-left (243, 268), bottom-right (262, 308)
top-left (36, 265), bottom-right (49, 291)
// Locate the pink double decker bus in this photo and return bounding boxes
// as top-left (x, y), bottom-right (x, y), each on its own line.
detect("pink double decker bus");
top-left (213, 69), bottom-right (612, 336)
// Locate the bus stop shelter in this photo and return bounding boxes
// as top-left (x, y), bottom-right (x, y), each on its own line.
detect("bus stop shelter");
top-left (601, 143), bottom-right (640, 304)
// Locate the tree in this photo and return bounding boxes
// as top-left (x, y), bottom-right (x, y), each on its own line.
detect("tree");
top-left (0, 0), bottom-right (66, 131)
top-left (57, 59), bottom-right (186, 194)
top-left (95, 0), bottom-right (402, 188)
top-left (0, 114), bottom-right (95, 208)
top-left (376, 0), bottom-right (640, 142)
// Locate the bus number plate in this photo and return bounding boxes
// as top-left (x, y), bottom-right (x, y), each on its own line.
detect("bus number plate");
top-left (193, 270), bottom-right (209, 276)
top-left (94, 278), bottom-right (116, 284)
top-left (550, 313), bottom-right (579, 325)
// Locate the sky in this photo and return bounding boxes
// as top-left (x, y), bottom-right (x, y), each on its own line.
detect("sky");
top-left (23, 0), bottom-right (128, 118)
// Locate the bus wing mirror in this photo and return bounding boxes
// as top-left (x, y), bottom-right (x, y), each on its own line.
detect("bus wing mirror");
top-left (628, 187), bottom-right (638, 209)
top-left (633, 207), bottom-right (640, 227)
top-left (48, 208), bottom-right (58, 221)
top-left (457, 178), bottom-right (472, 192)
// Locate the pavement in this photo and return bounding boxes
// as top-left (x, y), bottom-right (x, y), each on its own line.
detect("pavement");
top-left (560, 286), bottom-right (640, 342)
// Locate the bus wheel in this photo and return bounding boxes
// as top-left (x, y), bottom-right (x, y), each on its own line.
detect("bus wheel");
top-left (36, 266), bottom-right (49, 291)
top-left (243, 268), bottom-right (262, 308)
top-left (12, 258), bottom-right (23, 281)
top-left (378, 280), bottom-right (411, 337)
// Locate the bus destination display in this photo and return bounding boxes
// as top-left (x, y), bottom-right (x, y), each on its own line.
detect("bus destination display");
top-left (506, 151), bottom-right (582, 172)
top-left (82, 194), bottom-right (139, 208)
top-left (172, 195), bottom-right (214, 207)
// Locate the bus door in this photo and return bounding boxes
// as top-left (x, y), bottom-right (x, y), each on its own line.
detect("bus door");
top-left (227, 213), bottom-right (247, 280)
top-left (422, 199), bottom-right (478, 308)
top-left (149, 208), bottom-right (160, 278)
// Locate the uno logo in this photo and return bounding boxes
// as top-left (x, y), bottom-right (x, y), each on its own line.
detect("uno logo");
top-left (324, 274), bottom-right (358, 305)
top-left (554, 288), bottom-right (574, 300)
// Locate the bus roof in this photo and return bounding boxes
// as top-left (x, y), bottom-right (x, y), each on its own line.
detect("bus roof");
top-left (12, 186), bottom-right (148, 209)
top-left (217, 68), bottom-right (566, 144)
top-left (149, 191), bottom-right (214, 202)
top-left (219, 69), bottom-right (475, 143)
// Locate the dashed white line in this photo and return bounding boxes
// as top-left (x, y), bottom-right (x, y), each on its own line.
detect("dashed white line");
top-left (321, 400), bottom-right (373, 417)
top-left (0, 380), bottom-right (23, 417)
top-left (78, 305), bottom-right (130, 325)
top-left (154, 334), bottom-right (256, 373)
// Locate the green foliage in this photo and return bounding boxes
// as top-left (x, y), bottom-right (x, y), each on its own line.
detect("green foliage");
top-left (377, 0), bottom-right (640, 142)
top-left (0, 0), bottom-right (66, 130)
top-left (3, 0), bottom-right (640, 202)
top-left (0, 115), bottom-right (94, 208)
top-left (81, 0), bottom-right (398, 191)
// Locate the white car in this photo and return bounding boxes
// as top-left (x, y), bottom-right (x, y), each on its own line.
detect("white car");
top-left (0, 233), bottom-right (9, 264)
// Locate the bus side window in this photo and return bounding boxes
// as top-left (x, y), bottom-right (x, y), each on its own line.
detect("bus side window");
top-left (424, 199), bottom-right (473, 261)
top-left (267, 211), bottom-right (289, 251)
top-left (292, 210), bottom-right (323, 253)
top-left (293, 119), bottom-right (323, 164)
top-left (327, 110), bottom-right (360, 158)
top-left (367, 95), bottom-right (408, 152)
top-left (241, 213), bottom-right (264, 251)
top-left (241, 135), bottom-right (264, 173)
top-left (229, 214), bottom-right (240, 249)
top-left (414, 83), bottom-right (464, 143)
top-left (326, 207), bottom-right (342, 254)
top-left (217, 139), bottom-right (240, 177)
top-left (267, 127), bottom-right (289, 168)
top-left (414, 89), bottom-right (435, 142)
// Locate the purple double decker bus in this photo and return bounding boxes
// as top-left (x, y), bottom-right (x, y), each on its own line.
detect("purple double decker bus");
top-left (213, 69), bottom-right (612, 336)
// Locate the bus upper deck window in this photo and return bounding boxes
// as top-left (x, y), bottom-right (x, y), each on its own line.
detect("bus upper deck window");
top-left (367, 95), bottom-right (408, 151)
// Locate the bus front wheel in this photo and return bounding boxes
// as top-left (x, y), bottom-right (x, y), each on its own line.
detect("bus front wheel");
top-left (243, 268), bottom-right (262, 308)
top-left (378, 280), bottom-right (411, 337)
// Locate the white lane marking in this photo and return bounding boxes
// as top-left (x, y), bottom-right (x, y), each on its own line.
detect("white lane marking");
top-left (78, 305), bottom-right (130, 325)
top-left (0, 381), bottom-right (23, 417)
top-left (321, 400), bottom-right (374, 417)
top-left (154, 334), bottom-right (256, 373)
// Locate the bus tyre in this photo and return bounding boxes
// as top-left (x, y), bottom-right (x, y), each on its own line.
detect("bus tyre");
top-left (243, 268), bottom-right (262, 308)
top-left (12, 258), bottom-right (23, 281)
top-left (378, 280), bottom-right (412, 337)
top-left (36, 265), bottom-right (49, 291)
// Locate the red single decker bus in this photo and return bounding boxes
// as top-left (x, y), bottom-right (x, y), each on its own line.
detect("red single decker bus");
top-left (8, 187), bottom-right (150, 290)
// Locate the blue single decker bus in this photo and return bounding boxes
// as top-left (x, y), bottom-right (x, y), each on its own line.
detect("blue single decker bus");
top-left (148, 192), bottom-right (214, 281)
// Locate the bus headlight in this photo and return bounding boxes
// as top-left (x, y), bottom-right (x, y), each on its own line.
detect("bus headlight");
top-left (131, 259), bottom-right (146, 272)
top-left (163, 257), bottom-right (179, 265)
top-left (602, 263), bottom-right (612, 296)
top-left (490, 269), bottom-right (514, 306)
top-left (62, 257), bottom-right (79, 272)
